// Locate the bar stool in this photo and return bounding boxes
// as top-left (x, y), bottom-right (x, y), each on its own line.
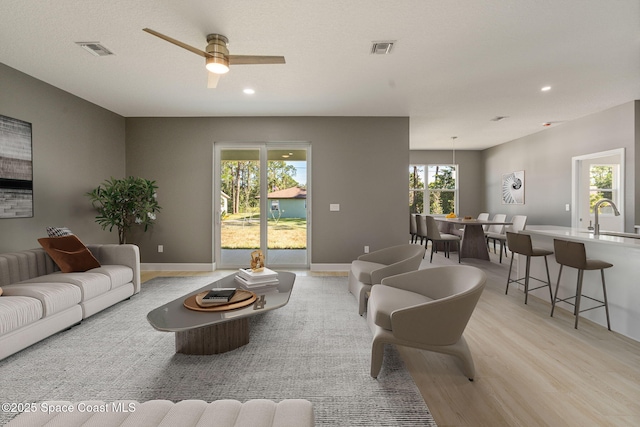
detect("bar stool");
top-left (505, 232), bottom-right (554, 304)
top-left (551, 239), bottom-right (612, 330)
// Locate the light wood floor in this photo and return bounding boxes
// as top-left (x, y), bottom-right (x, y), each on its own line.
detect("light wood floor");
top-left (141, 252), bottom-right (640, 427)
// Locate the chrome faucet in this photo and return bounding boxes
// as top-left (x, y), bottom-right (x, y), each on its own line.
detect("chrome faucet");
top-left (593, 198), bottom-right (620, 236)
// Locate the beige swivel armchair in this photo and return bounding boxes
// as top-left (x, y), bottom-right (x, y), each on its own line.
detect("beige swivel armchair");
top-left (348, 244), bottom-right (425, 315)
top-left (367, 266), bottom-right (486, 380)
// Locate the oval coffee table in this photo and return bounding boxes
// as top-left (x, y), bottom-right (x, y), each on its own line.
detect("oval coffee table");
top-left (147, 271), bottom-right (295, 355)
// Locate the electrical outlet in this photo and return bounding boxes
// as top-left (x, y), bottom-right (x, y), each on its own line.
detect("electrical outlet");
top-left (158, 245), bottom-right (164, 253)
top-left (364, 246), bottom-right (369, 253)
top-left (565, 204), bottom-right (570, 211)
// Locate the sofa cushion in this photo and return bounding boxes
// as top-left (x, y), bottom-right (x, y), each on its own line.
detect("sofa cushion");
top-left (351, 260), bottom-right (386, 285)
top-left (6, 399), bottom-right (315, 427)
top-left (1, 282), bottom-right (81, 317)
top-left (0, 295), bottom-right (43, 335)
top-left (22, 272), bottom-right (112, 301)
top-left (90, 265), bottom-right (134, 290)
top-left (369, 284), bottom-right (432, 331)
top-left (38, 235), bottom-right (100, 273)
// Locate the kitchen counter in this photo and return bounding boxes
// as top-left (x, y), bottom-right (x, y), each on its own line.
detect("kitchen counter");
top-left (519, 225), bottom-right (639, 342)
top-left (523, 225), bottom-right (640, 248)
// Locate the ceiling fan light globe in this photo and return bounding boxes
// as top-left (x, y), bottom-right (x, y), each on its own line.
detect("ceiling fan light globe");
top-left (206, 57), bottom-right (229, 74)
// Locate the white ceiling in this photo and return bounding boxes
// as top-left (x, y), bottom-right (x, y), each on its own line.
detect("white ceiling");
top-left (1, 0), bottom-right (638, 150)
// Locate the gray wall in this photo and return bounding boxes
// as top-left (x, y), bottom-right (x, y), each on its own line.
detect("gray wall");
top-left (0, 64), bottom-right (125, 252)
top-left (409, 150), bottom-right (484, 217)
top-left (125, 117), bottom-right (410, 264)
top-left (483, 101), bottom-right (638, 230)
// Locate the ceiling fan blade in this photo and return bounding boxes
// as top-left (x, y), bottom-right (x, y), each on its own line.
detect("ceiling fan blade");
top-left (143, 28), bottom-right (211, 58)
top-left (207, 72), bottom-right (221, 89)
top-left (228, 55), bottom-right (286, 65)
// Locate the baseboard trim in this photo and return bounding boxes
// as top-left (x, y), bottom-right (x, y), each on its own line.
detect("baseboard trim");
top-left (310, 263), bottom-right (350, 272)
top-left (141, 263), bottom-right (216, 271)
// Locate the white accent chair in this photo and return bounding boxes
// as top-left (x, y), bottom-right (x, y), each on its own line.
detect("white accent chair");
top-left (367, 266), bottom-right (487, 380)
top-left (348, 244), bottom-right (425, 316)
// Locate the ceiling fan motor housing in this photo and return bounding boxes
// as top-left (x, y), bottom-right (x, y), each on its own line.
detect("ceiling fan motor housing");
top-left (205, 34), bottom-right (229, 73)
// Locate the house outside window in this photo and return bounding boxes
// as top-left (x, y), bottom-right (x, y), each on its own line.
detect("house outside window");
top-left (409, 164), bottom-right (458, 215)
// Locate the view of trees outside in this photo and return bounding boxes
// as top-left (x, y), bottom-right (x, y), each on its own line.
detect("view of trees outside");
top-left (409, 165), bottom-right (457, 214)
top-left (220, 158), bottom-right (306, 250)
top-left (589, 165), bottom-right (614, 213)
top-left (409, 165), bottom-right (424, 213)
top-left (220, 160), bottom-right (301, 215)
top-left (428, 165), bottom-right (456, 214)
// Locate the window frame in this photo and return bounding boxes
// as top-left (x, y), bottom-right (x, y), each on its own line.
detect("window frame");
top-left (588, 163), bottom-right (619, 214)
top-left (409, 163), bottom-right (459, 215)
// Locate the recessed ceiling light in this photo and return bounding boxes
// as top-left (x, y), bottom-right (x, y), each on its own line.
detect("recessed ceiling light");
top-left (542, 122), bottom-right (552, 127)
top-left (541, 86), bottom-right (551, 92)
top-left (243, 88), bottom-right (255, 95)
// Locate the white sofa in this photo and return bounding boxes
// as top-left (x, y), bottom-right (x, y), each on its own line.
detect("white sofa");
top-left (6, 399), bottom-right (314, 427)
top-left (0, 244), bottom-right (140, 361)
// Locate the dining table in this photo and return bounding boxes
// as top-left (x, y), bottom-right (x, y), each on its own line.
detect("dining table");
top-left (436, 217), bottom-right (513, 261)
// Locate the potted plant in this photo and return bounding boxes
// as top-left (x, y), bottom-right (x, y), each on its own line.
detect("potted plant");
top-left (87, 176), bottom-right (161, 244)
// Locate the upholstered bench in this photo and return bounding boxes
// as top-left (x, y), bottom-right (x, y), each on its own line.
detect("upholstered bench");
top-left (6, 399), bottom-right (314, 427)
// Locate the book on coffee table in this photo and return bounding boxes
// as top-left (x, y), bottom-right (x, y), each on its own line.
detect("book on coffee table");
top-left (202, 288), bottom-right (237, 302)
top-left (234, 275), bottom-right (279, 289)
top-left (237, 267), bottom-right (278, 281)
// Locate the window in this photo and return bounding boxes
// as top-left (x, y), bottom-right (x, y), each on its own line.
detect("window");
top-left (409, 164), bottom-right (458, 215)
top-left (409, 165), bottom-right (424, 213)
top-left (589, 164), bottom-right (618, 213)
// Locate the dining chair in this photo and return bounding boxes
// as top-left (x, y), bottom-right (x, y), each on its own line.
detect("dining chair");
top-left (488, 215), bottom-right (527, 263)
top-left (457, 212), bottom-right (489, 237)
top-left (424, 215), bottom-right (461, 263)
top-left (484, 214), bottom-right (507, 258)
top-left (415, 214), bottom-right (428, 245)
top-left (477, 212), bottom-right (490, 231)
top-left (409, 214), bottom-right (418, 243)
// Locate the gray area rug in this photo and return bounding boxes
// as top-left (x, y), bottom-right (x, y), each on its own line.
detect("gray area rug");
top-left (0, 274), bottom-right (436, 426)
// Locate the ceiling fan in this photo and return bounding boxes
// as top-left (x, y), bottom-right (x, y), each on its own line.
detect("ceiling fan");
top-left (143, 28), bottom-right (286, 88)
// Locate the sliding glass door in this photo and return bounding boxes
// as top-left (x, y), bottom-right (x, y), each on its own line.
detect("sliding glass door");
top-left (214, 143), bottom-right (309, 269)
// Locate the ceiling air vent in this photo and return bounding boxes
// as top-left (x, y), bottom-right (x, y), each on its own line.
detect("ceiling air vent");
top-left (76, 42), bottom-right (114, 57)
top-left (370, 41), bottom-right (395, 55)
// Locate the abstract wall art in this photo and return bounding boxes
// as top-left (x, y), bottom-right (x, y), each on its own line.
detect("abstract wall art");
top-left (0, 115), bottom-right (33, 218)
top-left (502, 170), bottom-right (524, 204)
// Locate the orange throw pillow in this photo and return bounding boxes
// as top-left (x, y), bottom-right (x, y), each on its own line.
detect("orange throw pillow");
top-left (38, 235), bottom-right (101, 273)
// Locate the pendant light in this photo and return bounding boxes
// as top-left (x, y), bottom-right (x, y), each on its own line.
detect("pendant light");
top-left (451, 136), bottom-right (457, 165)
